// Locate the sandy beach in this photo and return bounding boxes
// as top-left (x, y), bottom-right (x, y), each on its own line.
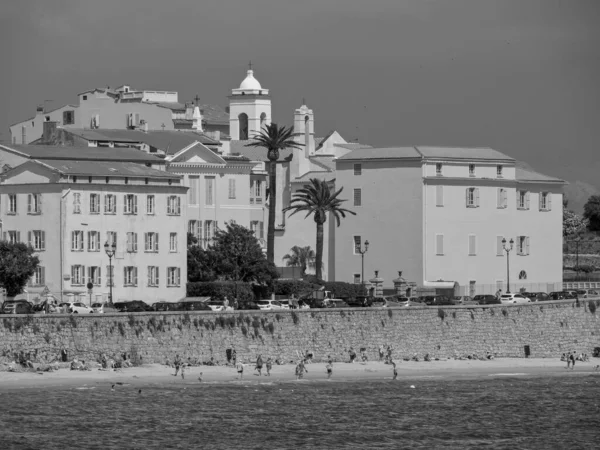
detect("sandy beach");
top-left (1, 357), bottom-right (598, 391)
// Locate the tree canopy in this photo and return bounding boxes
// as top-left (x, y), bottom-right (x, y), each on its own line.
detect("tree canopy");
top-left (282, 245), bottom-right (316, 277)
top-left (583, 195), bottom-right (600, 231)
top-left (187, 223), bottom-right (279, 283)
top-left (0, 242), bottom-right (40, 297)
top-left (563, 207), bottom-right (588, 237)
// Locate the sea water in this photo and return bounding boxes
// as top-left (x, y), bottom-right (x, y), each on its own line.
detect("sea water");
top-left (0, 375), bottom-right (599, 449)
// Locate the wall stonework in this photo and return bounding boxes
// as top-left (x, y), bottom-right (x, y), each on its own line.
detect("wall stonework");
top-left (1, 301), bottom-right (599, 365)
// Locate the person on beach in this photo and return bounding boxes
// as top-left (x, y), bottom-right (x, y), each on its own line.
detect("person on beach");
top-left (173, 354), bottom-right (181, 376)
top-left (296, 360), bottom-right (308, 380)
top-left (180, 363), bottom-right (186, 379)
top-left (495, 289), bottom-right (502, 301)
top-left (232, 347), bottom-right (237, 365)
top-left (569, 351), bottom-right (576, 370)
top-left (255, 354), bottom-right (263, 376)
top-left (386, 346), bottom-right (393, 364)
top-left (266, 357), bottom-right (273, 376)
top-left (326, 362), bottom-right (333, 379)
top-left (392, 362), bottom-right (398, 380)
top-left (379, 346), bottom-right (385, 362)
top-left (349, 348), bottom-right (357, 364)
top-left (236, 360), bottom-right (244, 379)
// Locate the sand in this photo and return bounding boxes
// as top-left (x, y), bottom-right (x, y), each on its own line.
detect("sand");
top-left (0, 358), bottom-right (598, 391)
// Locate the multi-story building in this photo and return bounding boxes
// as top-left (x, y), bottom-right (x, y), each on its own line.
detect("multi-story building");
top-left (334, 146), bottom-right (565, 295)
top-left (0, 157), bottom-right (187, 303)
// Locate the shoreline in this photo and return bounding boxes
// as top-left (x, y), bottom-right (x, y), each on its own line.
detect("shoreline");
top-left (1, 358), bottom-right (599, 391)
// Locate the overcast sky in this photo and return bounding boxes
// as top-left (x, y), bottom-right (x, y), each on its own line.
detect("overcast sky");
top-left (1, 0), bottom-right (599, 185)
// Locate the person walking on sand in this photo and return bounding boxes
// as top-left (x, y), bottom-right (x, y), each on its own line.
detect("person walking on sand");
top-left (236, 360), bottom-right (244, 379)
top-left (379, 345), bottom-right (385, 362)
top-left (349, 348), bottom-right (357, 364)
top-left (569, 351), bottom-right (576, 370)
top-left (392, 362), bottom-right (398, 380)
top-left (266, 357), bottom-right (273, 376)
top-left (326, 362), bottom-right (333, 379)
top-left (255, 354), bottom-right (264, 376)
top-left (180, 363), bottom-right (186, 380)
top-left (296, 360), bottom-right (308, 380)
top-left (173, 354), bottom-right (181, 376)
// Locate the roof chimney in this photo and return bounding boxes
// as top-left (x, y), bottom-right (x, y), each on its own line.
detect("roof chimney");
top-left (42, 121), bottom-right (58, 144)
top-left (36, 105), bottom-right (44, 115)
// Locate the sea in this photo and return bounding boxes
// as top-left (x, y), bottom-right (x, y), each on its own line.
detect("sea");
top-left (0, 374), bottom-right (599, 449)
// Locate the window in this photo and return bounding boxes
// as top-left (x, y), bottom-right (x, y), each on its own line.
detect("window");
top-left (167, 267), bottom-right (181, 287)
top-left (189, 176), bottom-right (199, 205)
top-left (468, 234), bottom-right (477, 256)
top-left (436, 163), bottom-right (443, 176)
top-left (255, 180), bottom-right (262, 197)
top-left (518, 270), bottom-right (527, 280)
top-left (63, 110), bottom-right (74, 125)
top-left (8, 194), bottom-right (17, 214)
top-left (87, 266), bottom-right (101, 286)
top-left (106, 231), bottom-right (117, 248)
top-left (123, 194), bottom-right (138, 214)
top-left (169, 233), bottom-right (178, 253)
top-left (435, 185), bottom-right (444, 207)
top-left (517, 190), bottom-right (530, 210)
top-left (497, 165), bottom-right (503, 177)
top-left (250, 180), bottom-right (263, 204)
top-left (28, 230), bottom-right (46, 251)
top-left (466, 187), bottom-right (479, 208)
top-left (82, 95), bottom-right (87, 101)
top-left (353, 236), bottom-right (361, 254)
top-left (167, 196), bottom-right (181, 215)
top-left (517, 236), bottom-right (530, 255)
top-left (204, 221), bottom-right (215, 246)
top-left (104, 194), bottom-right (116, 214)
top-left (469, 164), bottom-right (475, 177)
top-left (228, 179), bottom-right (236, 199)
top-left (496, 236), bottom-right (504, 256)
top-left (89, 193), bottom-right (100, 214)
top-left (353, 274), bottom-right (361, 284)
top-left (435, 234), bottom-right (444, 255)
top-left (539, 192), bottom-right (552, 211)
top-left (145, 232), bottom-right (159, 252)
top-left (354, 164), bottom-right (362, 176)
top-left (259, 221), bottom-right (264, 240)
top-left (126, 232), bottom-right (138, 253)
top-left (353, 188), bottom-right (362, 207)
top-left (27, 194), bottom-right (42, 214)
top-left (71, 265), bottom-right (85, 285)
top-left (71, 230), bottom-right (84, 251)
top-left (73, 193), bottom-right (81, 214)
top-left (106, 265), bottom-right (114, 287)
top-left (496, 188), bottom-right (508, 209)
top-left (250, 221), bottom-right (265, 240)
top-left (188, 220), bottom-right (201, 240)
top-left (123, 266), bottom-right (138, 286)
top-left (31, 266), bottom-right (45, 286)
top-left (205, 177), bottom-right (215, 205)
top-left (148, 266), bottom-right (159, 287)
top-left (146, 195), bottom-right (155, 215)
top-left (87, 231), bottom-right (100, 252)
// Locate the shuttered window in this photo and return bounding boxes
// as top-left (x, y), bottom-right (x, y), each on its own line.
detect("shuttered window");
top-left (353, 188), bottom-right (362, 207)
top-left (466, 188), bottom-right (479, 207)
top-left (189, 176), bottom-right (199, 205)
top-left (228, 179), bottom-right (236, 199)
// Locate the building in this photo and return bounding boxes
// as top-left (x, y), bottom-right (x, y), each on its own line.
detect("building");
top-left (0, 156), bottom-right (187, 303)
top-left (334, 146), bottom-right (565, 295)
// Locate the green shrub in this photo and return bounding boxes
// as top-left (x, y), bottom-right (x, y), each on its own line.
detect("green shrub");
top-left (291, 311), bottom-right (300, 325)
top-left (322, 281), bottom-right (365, 299)
top-left (118, 322), bottom-right (126, 336)
top-left (128, 315), bottom-right (136, 327)
top-left (186, 281), bottom-right (254, 302)
top-left (590, 300), bottom-right (597, 314)
top-left (438, 309), bottom-right (446, 320)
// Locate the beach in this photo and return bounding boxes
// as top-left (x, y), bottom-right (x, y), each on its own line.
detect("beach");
top-left (1, 357), bottom-right (598, 391)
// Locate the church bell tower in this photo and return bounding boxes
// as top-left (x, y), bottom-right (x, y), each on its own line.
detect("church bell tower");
top-left (229, 64), bottom-right (271, 140)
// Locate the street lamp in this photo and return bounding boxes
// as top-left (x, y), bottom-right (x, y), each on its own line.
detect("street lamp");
top-left (357, 240), bottom-right (369, 295)
top-left (501, 238), bottom-right (514, 294)
top-left (104, 241), bottom-right (116, 305)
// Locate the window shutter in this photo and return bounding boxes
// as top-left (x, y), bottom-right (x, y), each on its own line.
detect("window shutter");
top-left (538, 193), bottom-right (543, 210)
top-left (503, 189), bottom-right (508, 208)
top-left (548, 193), bottom-right (552, 211)
top-left (87, 266), bottom-right (91, 285)
top-left (259, 221), bottom-right (264, 239)
top-left (526, 237), bottom-right (530, 255)
top-left (123, 267), bottom-right (127, 285)
top-left (176, 268), bottom-right (180, 286)
top-left (147, 267), bottom-right (151, 287)
top-left (134, 267), bottom-right (138, 286)
top-left (465, 188), bottom-right (469, 206)
top-left (97, 267), bottom-right (101, 286)
top-left (71, 266), bottom-right (76, 282)
top-left (436, 234), bottom-right (444, 255)
top-left (436, 186), bottom-right (443, 207)
top-left (123, 195), bottom-right (127, 213)
top-left (71, 231), bottom-right (75, 250)
top-left (177, 197), bottom-right (181, 215)
top-left (134, 195), bottom-right (138, 214)
top-left (475, 188), bottom-right (480, 207)
top-left (80, 232), bottom-right (84, 251)
top-left (28, 231), bottom-right (32, 246)
top-left (144, 233), bottom-right (149, 251)
top-left (155, 233), bottom-right (159, 252)
top-left (39, 195), bottom-right (42, 212)
top-left (27, 194), bottom-right (32, 213)
top-left (134, 233), bottom-right (138, 252)
top-left (526, 192), bottom-right (530, 209)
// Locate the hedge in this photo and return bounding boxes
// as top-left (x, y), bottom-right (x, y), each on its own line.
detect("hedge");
top-left (186, 281), bottom-right (254, 302)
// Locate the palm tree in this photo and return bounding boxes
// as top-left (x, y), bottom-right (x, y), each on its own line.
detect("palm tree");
top-left (284, 178), bottom-right (356, 280)
top-left (283, 245), bottom-right (316, 277)
top-left (246, 123), bottom-right (303, 264)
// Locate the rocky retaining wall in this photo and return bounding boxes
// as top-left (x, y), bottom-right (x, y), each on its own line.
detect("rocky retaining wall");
top-left (1, 300), bottom-right (599, 365)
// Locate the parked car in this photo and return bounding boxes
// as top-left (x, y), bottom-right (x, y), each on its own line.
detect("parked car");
top-left (523, 292), bottom-right (550, 302)
top-left (206, 300), bottom-right (234, 312)
top-left (303, 298), bottom-right (327, 309)
top-left (345, 296), bottom-right (372, 307)
top-left (278, 300), bottom-right (291, 310)
top-left (92, 302), bottom-right (118, 313)
top-left (1, 300), bottom-right (34, 314)
top-left (452, 296), bottom-right (478, 305)
top-left (326, 299), bottom-right (349, 308)
top-left (113, 301), bottom-right (153, 312)
top-left (562, 290), bottom-right (579, 299)
top-left (587, 289), bottom-right (600, 297)
top-left (370, 297), bottom-right (386, 308)
top-left (576, 290), bottom-right (588, 298)
top-left (473, 295), bottom-right (501, 305)
top-left (236, 301), bottom-right (261, 310)
top-left (180, 302), bottom-right (211, 312)
top-left (423, 295), bottom-right (453, 306)
top-left (548, 291), bottom-right (566, 300)
top-left (382, 296), bottom-right (407, 308)
top-left (257, 300), bottom-right (285, 311)
top-left (500, 293), bottom-right (531, 304)
top-left (59, 302), bottom-right (94, 314)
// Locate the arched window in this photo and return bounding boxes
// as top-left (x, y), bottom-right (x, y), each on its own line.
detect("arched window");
top-left (304, 115), bottom-right (310, 145)
top-left (518, 270), bottom-right (527, 280)
top-left (238, 113), bottom-right (248, 140)
top-left (260, 112), bottom-right (267, 130)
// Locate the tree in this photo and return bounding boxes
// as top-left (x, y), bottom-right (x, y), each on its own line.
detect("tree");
top-left (563, 208), bottom-right (588, 237)
top-left (245, 123), bottom-right (303, 264)
top-left (284, 178), bottom-right (356, 280)
top-left (583, 195), bottom-right (600, 231)
top-left (187, 241), bottom-right (217, 282)
top-left (282, 245), bottom-right (316, 277)
top-left (0, 242), bottom-right (40, 297)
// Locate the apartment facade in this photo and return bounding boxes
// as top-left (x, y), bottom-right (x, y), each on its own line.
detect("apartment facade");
top-left (0, 159), bottom-right (187, 303)
top-left (335, 146), bottom-right (565, 295)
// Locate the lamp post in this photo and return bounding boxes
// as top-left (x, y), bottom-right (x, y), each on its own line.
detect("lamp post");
top-left (104, 241), bottom-right (116, 305)
top-left (357, 240), bottom-right (369, 295)
top-left (502, 238), bottom-right (514, 294)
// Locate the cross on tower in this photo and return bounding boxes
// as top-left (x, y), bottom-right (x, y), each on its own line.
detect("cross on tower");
top-left (194, 94), bottom-right (201, 106)
top-left (248, 60), bottom-right (253, 70)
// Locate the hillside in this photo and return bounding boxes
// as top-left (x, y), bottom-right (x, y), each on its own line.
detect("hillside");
top-left (563, 180), bottom-right (600, 214)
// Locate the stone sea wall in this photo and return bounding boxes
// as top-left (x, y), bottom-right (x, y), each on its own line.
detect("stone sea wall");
top-left (1, 300), bottom-right (600, 365)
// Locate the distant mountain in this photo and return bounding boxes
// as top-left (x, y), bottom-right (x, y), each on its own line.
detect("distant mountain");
top-left (564, 180), bottom-right (600, 214)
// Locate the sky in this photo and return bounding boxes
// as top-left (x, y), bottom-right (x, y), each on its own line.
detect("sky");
top-left (1, 0), bottom-right (599, 186)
